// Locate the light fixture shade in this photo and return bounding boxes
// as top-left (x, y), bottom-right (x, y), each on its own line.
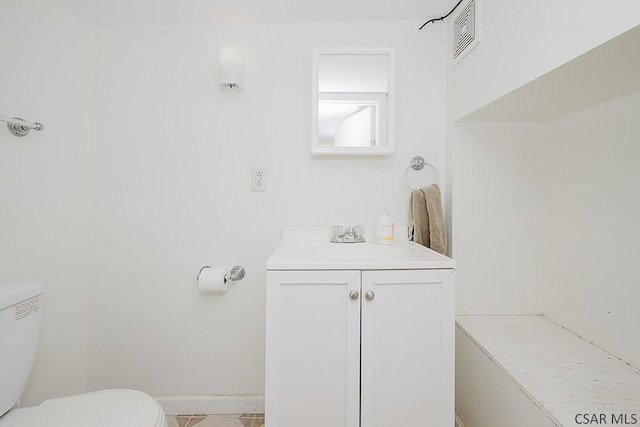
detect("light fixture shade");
top-left (219, 46), bottom-right (245, 90)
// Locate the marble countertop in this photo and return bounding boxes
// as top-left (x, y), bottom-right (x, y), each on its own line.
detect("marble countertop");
top-left (457, 315), bottom-right (640, 426)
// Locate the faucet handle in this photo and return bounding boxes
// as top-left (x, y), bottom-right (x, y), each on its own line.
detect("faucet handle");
top-left (342, 227), bottom-right (356, 242)
top-left (331, 225), bottom-right (345, 242)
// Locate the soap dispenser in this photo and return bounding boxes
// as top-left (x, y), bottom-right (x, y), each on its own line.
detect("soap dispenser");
top-left (376, 211), bottom-right (394, 245)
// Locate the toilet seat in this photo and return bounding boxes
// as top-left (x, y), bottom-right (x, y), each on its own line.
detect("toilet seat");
top-left (0, 389), bottom-right (166, 427)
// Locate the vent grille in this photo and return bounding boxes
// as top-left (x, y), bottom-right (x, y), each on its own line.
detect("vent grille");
top-left (14, 296), bottom-right (40, 322)
top-left (453, 0), bottom-right (477, 61)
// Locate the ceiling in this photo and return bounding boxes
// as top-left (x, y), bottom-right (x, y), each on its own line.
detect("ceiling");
top-left (54, 0), bottom-right (453, 27)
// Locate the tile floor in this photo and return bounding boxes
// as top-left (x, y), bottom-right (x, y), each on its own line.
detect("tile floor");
top-left (167, 413), bottom-right (461, 427)
top-left (166, 414), bottom-right (264, 427)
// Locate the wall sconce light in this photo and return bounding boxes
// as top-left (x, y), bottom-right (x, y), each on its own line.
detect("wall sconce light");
top-left (219, 46), bottom-right (245, 90)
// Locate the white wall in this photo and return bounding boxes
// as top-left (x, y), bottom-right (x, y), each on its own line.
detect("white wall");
top-left (85, 22), bottom-right (447, 397)
top-left (541, 91), bottom-right (640, 368)
top-left (0, 0), bottom-right (94, 405)
top-left (448, 0), bottom-right (640, 121)
top-left (8, 0), bottom-right (638, 413)
top-left (1, 0), bottom-right (447, 406)
top-left (447, 0), bottom-right (640, 320)
top-left (452, 123), bottom-right (544, 315)
top-left (452, 90), bottom-right (640, 370)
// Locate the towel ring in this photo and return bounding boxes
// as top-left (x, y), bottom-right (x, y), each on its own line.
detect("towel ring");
top-left (405, 156), bottom-right (440, 190)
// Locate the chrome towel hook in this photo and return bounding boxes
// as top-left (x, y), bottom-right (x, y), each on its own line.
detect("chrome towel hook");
top-left (0, 115), bottom-right (44, 137)
top-left (405, 155), bottom-right (440, 190)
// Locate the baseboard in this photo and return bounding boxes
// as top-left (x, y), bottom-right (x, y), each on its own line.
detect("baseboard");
top-left (455, 412), bottom-right (466, 427)
top-left (155, 395), bottom-right (265, 416)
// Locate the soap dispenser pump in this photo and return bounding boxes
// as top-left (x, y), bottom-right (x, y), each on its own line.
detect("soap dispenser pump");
top-left (376, 211), bottom-right (394, 245)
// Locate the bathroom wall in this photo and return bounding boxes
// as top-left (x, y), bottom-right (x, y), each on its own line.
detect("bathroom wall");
top-left (451, 91), bottom-right (640, 369)
top-left (0, 0), bottom-right (94, 405)
top-left (13, 0), bottom-right (637, 408)
top-left (447, 1), bottom-right (640, 317)
top-left (541, 91), bottom-right (640, 368)
top-left (1, 0), bottom-right (447, 407)
top-left (447, 0), bottom-right (640, 121)
top-left (85, 22), bottom-right (446, 399)
top-left (452, 123), bottom-right (544, 315)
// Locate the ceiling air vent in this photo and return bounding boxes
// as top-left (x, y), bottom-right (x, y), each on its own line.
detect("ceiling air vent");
top-left (453, 0), bottom-right (478, 63)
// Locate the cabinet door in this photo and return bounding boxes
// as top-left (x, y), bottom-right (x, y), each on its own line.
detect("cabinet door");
top-left (360, 269), bottom-right (455, 427)
top-left (266, 270), bottom-right (361, 427)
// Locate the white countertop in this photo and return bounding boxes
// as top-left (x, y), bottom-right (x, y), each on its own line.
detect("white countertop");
top-left (266, 240), bottom-right (456, 270)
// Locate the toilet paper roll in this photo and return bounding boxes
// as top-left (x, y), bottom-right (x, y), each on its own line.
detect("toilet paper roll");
top-left (197, 267), bottom-right (228, 294)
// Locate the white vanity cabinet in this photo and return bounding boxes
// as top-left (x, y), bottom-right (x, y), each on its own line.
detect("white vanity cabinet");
top-left (265, 240), bottom-right (455, 427)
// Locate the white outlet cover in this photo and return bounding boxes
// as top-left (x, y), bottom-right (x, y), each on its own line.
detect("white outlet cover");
top-left (251, 165), bottom-right (268, 192)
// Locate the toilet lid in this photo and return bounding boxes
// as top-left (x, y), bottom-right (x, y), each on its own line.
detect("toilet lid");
top-left (3, 389), bottom-right (166, 427)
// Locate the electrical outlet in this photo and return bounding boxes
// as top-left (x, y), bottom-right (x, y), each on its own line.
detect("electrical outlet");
top-left (251, 166), bottom-right (268, 192)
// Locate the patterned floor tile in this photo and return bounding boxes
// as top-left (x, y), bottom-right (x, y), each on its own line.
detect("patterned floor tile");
top-left (166, 414), bottom-right (264, 427)
top-left (239, 415), bottom-right (255, 427)
top-left (189, 417), bottom-right (243, 427)
top-left (185, 416), bottom-right (207, 427)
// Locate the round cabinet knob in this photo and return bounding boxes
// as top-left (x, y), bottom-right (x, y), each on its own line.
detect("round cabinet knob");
top-left (365, 291), bottom-right (375, 301)
top-left (349, 290), bottom-right (360, 300)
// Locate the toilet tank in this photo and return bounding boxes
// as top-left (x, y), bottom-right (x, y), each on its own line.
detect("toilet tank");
top-left (0, 282), bottom-right (44, 417)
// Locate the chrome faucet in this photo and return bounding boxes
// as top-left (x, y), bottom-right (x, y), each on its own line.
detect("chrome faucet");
top-left (331, 226), bottom-right (365, 243)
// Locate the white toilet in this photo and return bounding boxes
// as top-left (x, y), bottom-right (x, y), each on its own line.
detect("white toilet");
top-left (0, 282), bottom-right (167, 427)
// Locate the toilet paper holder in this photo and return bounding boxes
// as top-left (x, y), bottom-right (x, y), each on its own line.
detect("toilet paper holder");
top-left (197, 265), bottom-right (246, 284)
